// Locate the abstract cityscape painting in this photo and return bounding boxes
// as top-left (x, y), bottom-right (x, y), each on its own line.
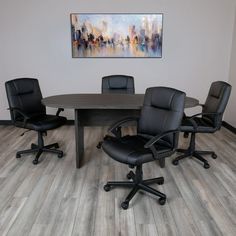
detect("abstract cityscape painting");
top-left (70, 14), bottom-right (163, 58)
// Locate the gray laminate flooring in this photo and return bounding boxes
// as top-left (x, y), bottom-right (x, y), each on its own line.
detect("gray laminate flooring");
top-left (0, 125), bottom-right (235, 236)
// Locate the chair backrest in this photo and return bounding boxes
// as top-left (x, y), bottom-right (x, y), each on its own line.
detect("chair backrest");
top-left (202, 81), bottom-right (231, 128)
top-left (102, 75), bottom-right (135, 94)
top-left (138, 87), bottom-right (186, 148)
top-left (5, 78), bottom-right (46, 122)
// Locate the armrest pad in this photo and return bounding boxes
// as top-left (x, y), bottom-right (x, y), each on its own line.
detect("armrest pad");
top-left (56, 108), bottom-right (64, 116)
top-left (184, 112), bottom-right (220, 130)
top-left (144, 129), bottom-right (179, 148)
top-left (8, 107), bottom-right (31, 128)
top-left (141, 129), bottom-right (179, 161)
top-left (109, 117), bottom-right (139, 137)
top-left (8, 107), bottom-right (30, 120)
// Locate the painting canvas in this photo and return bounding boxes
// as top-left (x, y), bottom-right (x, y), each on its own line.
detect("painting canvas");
top-left (71, 14), bottom-right (163, 58)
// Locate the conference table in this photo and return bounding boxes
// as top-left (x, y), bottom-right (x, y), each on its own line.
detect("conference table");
top-left (42, 94), bottom-right (199, 168)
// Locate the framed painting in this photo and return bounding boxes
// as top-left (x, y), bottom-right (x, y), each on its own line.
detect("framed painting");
top-left (70, 13), bottom-right (163, 58)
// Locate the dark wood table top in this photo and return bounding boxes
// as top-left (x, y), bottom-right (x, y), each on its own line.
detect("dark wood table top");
top-left (42, 94), bottom-right (199, 109)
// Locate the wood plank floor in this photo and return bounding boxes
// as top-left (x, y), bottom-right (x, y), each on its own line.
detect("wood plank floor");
top-left (0, 125), bottom-right (235, 236)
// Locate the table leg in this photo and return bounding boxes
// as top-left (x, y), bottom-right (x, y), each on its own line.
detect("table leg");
top-left (75, 109), bottom-right (84, 168)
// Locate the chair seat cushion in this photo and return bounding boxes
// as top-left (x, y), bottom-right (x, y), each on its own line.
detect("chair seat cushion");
top-left (102, 135), bottom-right (174, 166)
top-left (180, 117), bottom-right (217, 133)
top-left (15, 114), bottom-right (67, 131)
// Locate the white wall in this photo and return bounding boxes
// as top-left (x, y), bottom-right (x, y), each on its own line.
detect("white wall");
top-left (225, 5), bottom-right (236, 127)
top-left (0, 0), bottom-right (235, 120)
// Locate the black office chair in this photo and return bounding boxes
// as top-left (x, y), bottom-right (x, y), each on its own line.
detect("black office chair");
top-left (102, 75), bottom-right (135, 94)
top-left (172, 81), bottom-right (231, 169)
top-left (97, 75), bottom-right (135, 149)
top-left (5, 78), bottom-right (67, 165)
top-left (101, 87), bottom-right (186, 209)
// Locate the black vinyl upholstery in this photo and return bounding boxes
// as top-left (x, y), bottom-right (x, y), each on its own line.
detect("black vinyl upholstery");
top-left (5, 78), bottom-right (67, 164)
top-left (138, 87), bottom-right (186, 146)
top-left (6, 78), bottom-right (46, 121)
top-left (101, 87), bottom-right (185, 209)
top-left (6, 78), bottom-right (66, 131)
top-left (173, 81), bottom-right (231, 169)
top-left (103, 87), bottom-right (185, 166)
top-left (102, 75), bottom-right (135, 94)
top-left (96, 74), bottom-right (135, 149)
top-left (17, 114), bottom-right (66, 131)
top-left (180, 81), bottom-right (231, 133)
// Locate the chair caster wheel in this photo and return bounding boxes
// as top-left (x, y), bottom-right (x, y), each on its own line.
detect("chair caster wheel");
top-left (212, 153), bottom-right (217, 159)
top-left (204, 163), bottom-right (210, 169)
top-left (104, 184), bottom-right (111, 192)
top-left (127, 171), bottom-right (133, 179)
top-left (58, 152), bottom-right (63, 158)
top-left (16, 154), bottom-right (21, 158)
top-left (54, 143), bottom-right (59, 149)
top-left (158, 197), bottom-right (166, 205)
top-left (31, 143), bottom-right (37, 149)
top-left (121, 201), bottom-right (129, 210)
top-left (32, 159), bottom-right (39, 165)
top-left (157, 177), bottom-right (164, 185)
top-left (183, 132), bottom-right (189, 138)
top-left (96, 142), bottom-right (102, 149)
top-left (172, 160), bottom-right (179, 166)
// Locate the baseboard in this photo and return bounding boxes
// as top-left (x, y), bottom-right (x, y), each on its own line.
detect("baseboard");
top-left (0, 120), bottom-right (12, 125)
top-left (1, 119), bottom-right (234, 133)
top-left (222, 121), bottom-right (236, 134)
top-left (0, 120), bottom-right (75, 126)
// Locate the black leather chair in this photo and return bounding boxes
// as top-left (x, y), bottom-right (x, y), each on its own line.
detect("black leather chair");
top-left (5, 78), bottom-right (67, 165)
top-left (102, 87), bottom-right (186, 209)
top-left (96, 75), bottom-right (135, 149)
top-left (172, 81), bottom-right (231, 169)
top-left (102, 75), bottom-right (135, 94)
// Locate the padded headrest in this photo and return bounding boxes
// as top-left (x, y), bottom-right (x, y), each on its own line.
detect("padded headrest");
top-left (109, 77), bottom-right (127, 89)
top-left (147, 87), bottom-right (183, 111)
top-left (7, 78), bottom-right (37, 96)
top-left (209, 81), bottom-right (227, 99)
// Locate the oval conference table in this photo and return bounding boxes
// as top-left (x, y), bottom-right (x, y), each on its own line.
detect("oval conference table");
top-left (42, 94), bottom-right (199, 169)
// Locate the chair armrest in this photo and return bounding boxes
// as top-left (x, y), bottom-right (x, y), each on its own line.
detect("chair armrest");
top-left (143, 129), bottom-right (180, 160)
top-left (184, 112), bottom-right (220, 130)
top-left (56, 108), bottom-right (64, 116)
top-left (8, 107), bottom-right (31, 128)
top-left (188, 112), bottom-right (218, 120)
top-left (8, 107), bottom-right (30, 119)
top-left (144, 129), bottom-right (180, 148)
top-left (109, 117), bottom-right (139, 137)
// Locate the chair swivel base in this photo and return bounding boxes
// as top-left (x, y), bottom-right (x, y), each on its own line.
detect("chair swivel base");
top-left (103, 165), bottom-right (166, 210)
top-left (16, 131), bottom-right (63, 165)
top-left (16, 142), bottom-right (63, 165)
top-left (172, 133), bottom-right (217, 169)
top-left (172, 149), bottom-right (217, 169)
